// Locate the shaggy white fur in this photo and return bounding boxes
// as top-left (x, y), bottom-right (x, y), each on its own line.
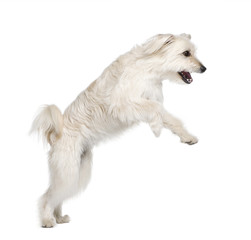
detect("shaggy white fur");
top-left (30, 33), bottom-right (206, 227)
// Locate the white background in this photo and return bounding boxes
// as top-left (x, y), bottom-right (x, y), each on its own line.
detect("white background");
top-left (0, 0), bottom-right (250, 239)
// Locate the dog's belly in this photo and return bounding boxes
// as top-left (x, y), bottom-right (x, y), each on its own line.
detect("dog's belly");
top-left (78, 115), bottom-right (133, 146)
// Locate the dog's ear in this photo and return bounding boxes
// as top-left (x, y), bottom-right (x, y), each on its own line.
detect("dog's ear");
top-left (141, 34), bottom-right (174, 55)
top-left (180, 33), bottom-right (191, 40)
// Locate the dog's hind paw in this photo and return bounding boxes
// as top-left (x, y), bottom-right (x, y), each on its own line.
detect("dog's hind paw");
top-left (181, 135), bottom-right (198, 145)
top-left (56, 215), bottom-right (70, 224)
top-left (41, 217), bottom-right (56, 228)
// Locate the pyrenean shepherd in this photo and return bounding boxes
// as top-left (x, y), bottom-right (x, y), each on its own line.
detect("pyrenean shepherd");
top-left (31, 33), bottom-right (206, 227)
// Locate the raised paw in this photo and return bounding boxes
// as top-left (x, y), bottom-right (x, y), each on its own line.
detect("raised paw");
top-left (55, 215), bottom-right (70, 224)
top-left (41, 217), bottom-right (56, 228)
top-left (180, 135), bottom-right (198, 145)
top-left (150, 122), bottom-right (163, 138)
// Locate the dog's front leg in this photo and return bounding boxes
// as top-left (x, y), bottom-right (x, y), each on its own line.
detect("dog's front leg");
top-left (113, 99), bottom-right (197, 144)
top-left (112, 99), bottom-right (164, 137)
top-left (162, 111), bottom-right (198, 145)
top-left (129, 100), bottom-right (198, 144)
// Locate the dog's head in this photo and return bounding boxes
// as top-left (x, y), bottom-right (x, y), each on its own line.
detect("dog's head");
top-left (137, 33), bottom-right (206, 84)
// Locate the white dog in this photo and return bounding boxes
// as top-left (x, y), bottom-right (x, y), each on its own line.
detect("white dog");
top-left (31, 33), bottom-right (206, 227)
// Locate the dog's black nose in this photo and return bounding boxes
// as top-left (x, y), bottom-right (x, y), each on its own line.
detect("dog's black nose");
top-left (200, 65), bottom-right (207, 73)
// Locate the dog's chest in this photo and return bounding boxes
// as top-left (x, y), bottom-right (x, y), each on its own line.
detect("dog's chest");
top-left (141, 82), bottom-right (163, 103)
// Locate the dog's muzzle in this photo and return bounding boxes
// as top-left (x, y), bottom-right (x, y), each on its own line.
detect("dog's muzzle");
top-left (178, 65), bottom-right (206, 84)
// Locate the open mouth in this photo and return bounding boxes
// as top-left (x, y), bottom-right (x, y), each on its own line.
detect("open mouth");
top-left (178, 71), bottom-right (193, 84)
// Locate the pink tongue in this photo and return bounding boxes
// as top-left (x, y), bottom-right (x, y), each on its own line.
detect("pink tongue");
top-left (182, 71), bottom-right (192, 79)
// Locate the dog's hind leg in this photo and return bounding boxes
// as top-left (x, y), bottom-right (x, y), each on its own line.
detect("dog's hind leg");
top-left (39, 191), bottom-right (57, 228)
top-left (79, 149), bottom-right (93, 192)
top-left (39, 141), bottom-right (82, 227)
top-left (44, 148), bottom-right (92, 226)
top-left (53, 204), bottom-right (70, 224)
top-left (39, 182), bottom-right (78, 227)
top-left (39, 191), bottom-right (69, 227)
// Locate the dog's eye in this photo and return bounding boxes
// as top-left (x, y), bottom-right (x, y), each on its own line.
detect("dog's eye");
top-left (183, 51), bottom-right (191, 57)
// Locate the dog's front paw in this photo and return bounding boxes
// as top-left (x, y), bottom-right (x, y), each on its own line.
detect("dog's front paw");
top-left (180, 135), bottom-right (198, 145)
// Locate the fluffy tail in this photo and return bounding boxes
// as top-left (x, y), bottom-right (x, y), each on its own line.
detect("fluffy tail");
top-left (30, 105), bottom-right (63, 145)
